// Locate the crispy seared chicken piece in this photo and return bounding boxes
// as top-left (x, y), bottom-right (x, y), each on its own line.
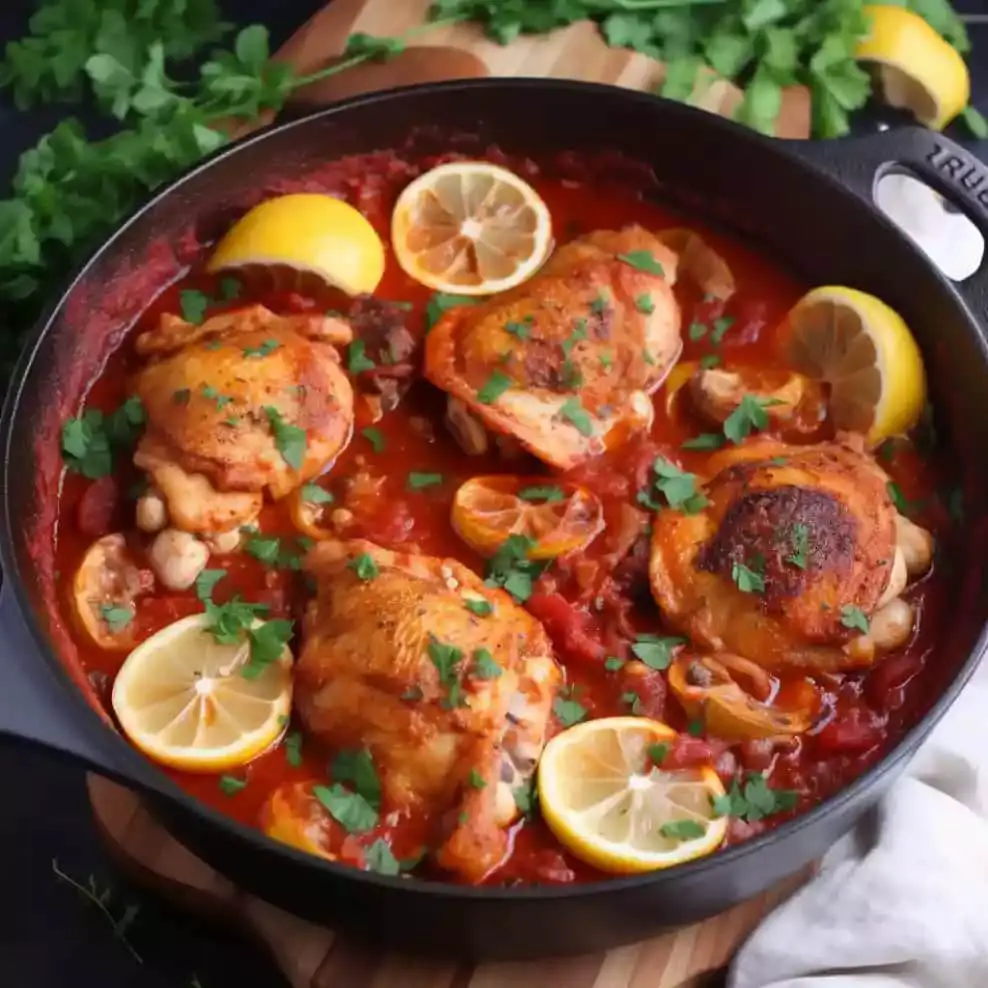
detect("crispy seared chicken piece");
top-left (649, 439), bottom-right (933, 672)
top-left (132, 305), bottom-right (354, 534)
top-left (295, 539), bottom-right (561, 883)
top-left (425, 225), bottom-right (682, 469)
top-left (687, 365), bottom-right (826, 436)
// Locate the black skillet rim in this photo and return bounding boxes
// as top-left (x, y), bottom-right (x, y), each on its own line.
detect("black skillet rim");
top-left (2, 76), bottom-right (986, 902)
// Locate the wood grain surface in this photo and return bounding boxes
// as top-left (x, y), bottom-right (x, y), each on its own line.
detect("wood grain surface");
top-left (87, 776), bottom-right (810, 988)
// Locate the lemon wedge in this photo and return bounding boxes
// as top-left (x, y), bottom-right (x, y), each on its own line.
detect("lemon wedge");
top-left (111, 614), bottom-right (292, 773)
top-left (391, 161), bottom-right (553, 295)
top-left (537, 717), bottom-right (727, 874)
top-left (207, 193), bottom-right (385, 295)
top-left (855, 5), bottom-right (970, 131)
top-left (785, 285), bottom-right (927, 446)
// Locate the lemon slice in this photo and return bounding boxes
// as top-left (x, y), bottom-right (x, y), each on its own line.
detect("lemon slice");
top-left (207, 193), bottom-right (385, 295)
top-left (111, 614), bottom-right (292, 773)
top-left (785, 286), bottom-right (926, 446)
top-left (538, 717), bottom-right (727, 873)
top-left (391, 161), bottom-right (553, 295)
top-left (855, 5), bottom-right (970, 131)
top-left (451, 475), bottom-right (604, 559)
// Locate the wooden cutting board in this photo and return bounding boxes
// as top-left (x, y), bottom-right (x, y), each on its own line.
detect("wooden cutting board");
top-left (263, 0), bottom-right (811, 139)
top-left (87, 776), bottom-right (811, 988)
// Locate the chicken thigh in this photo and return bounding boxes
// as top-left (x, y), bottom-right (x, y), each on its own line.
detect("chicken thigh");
top-left (649, 439), bottom-right (933, 672)
top-left (425, 225), bottom-right (682, 469)
top-left (132, 305), bottom-right (354, 535)
top-left (294, 539), bottom-right (561, 882)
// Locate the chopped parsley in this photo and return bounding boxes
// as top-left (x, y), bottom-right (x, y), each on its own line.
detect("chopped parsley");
top-left (840, 604), bottom-right (870, 634)
top-left (300, 482), bottom-right (334, 505)
top-left (660, 819), bottom-right (707, 841)
top-left (201, 384), bottom-right (234, 410)
top-left (621, 690), bottom-right (645, 715)
top-left (518, 485), bottom-right (565, 503)
top-left (99, 603), bottom-right (133, 634)
top-left (263, 406), bottom-right (306, 471)
top-left (313, 784), bottom-right (377, 833)
top-left (688, 321), bottom-right (707, 342)
top-left (559, 396), bottom-right (593, 436)
top-left (61, 397), bottom-right (146, 479)
top-left (464, 598), bottom-right (493, 617)
top-left (240, 619), bottom-right (293, 679)
top-left (700, 353), bottom-right (721, 369)
top-left (179, 289), bottom-right (210, 324)
top-left (723, 394), bottom-right (780, 444)
top-left (194, 568), bottom-right (227, 602)
top-left (635, 293), bottom-right (655, 314)
top-left (711, 315), bottom-right (735, 344)
top-left (681, 432), bottom-right (724, 451)
top-left (711, 773), bottom-right (799, 822)
top-left (284, 731), bottom-right (303, 768)
top-left (630, 634), bottom-right (685, 671)
top-left (590, 292), bottom-right (608, 315)
top-left (364, 839), bottom-right (402, 876)
top-left (243, 339), bottom-right (280, 358)
top-left (599, 350), bottom-right (613, 369)
top-left (604, 656), bottom-right (625, 672)
top-left (886, 481), bottom-right (911, 515)
top-left (201, 593), bottom-right (292, 681)
top-left (618, 250), bottom-right (664, 276)
top-left (732, 557), bottom-right (766, 594)
top-left (648, 743), bottom-right (669, 765)
top-left (786, 523), bottom-right (809, 570)
top-left (347, 340), bottom-right (376, 373)
top-left (552, 695), bottom-right (588, 727)
top-left (218, 276), bottom-right (241, 301)
top-left (362, 426), bottom-right (385, 453)
top-left (425, 292), bottom-right (477, 331)
top-left (467, 769), bottom-right (487, 790)
top-left (504, 318), bottom-right (532, 339)
top-left (407, 472), bottom-right (443, 491)
top-left (484, 533), bottom-right (547, 603)
top-left (513, 778), bottom-right (538, 819)
top-left (470, 647), bottom-right (502, 680)
top-left (218, 775), bottom-right (247, 796)
top-left (477, 370), bottom-right (512, 404)
top-left (638, 457), bottom-right (707, 514)
top-left (244, 533), bottom-right (312, 571)
top-left (349, 553), bottom-right (379, 581)
top-left (428, 637), bottom-right (465, 709)
top-left (331, 748), bottom-right (382, 810)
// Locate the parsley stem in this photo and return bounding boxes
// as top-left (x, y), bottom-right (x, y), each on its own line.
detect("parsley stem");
top-left (291, 18), bottom-right (464, 89)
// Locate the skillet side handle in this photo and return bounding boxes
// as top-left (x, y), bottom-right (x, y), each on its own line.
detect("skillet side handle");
top-left (0, 583), bottom-right (126, 776)
top-left (787, 126), bottom-right (988, 315)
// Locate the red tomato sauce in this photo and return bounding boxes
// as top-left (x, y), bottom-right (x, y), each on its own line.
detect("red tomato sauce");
top-left (44, 148), bottom-right (965, 887)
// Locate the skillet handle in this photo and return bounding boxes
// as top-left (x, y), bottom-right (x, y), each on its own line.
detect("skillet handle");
top-left (788, 126), bottom-right (988, 314)
top-left (0, 584), bottom-right (128, 778)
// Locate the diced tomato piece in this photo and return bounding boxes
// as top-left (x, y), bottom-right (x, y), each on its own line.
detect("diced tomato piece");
top-left (813, 708), bottom-right (886, 756)
top-left (663, 735), bottom-right (729, 769)
top-left (865, 653), bottom-right (925, 708)
top-left (76, 476), bottom-right (120, 537)
top-left (526, 592), bottom-right (605, 666)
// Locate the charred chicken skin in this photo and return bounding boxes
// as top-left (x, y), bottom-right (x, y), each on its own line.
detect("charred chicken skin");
top-left (294, 538), bottom-right (561, 883)
top-left (425, 225), bottom-right (682, 469)
top-left (649, 438), bottom-right (933, 672)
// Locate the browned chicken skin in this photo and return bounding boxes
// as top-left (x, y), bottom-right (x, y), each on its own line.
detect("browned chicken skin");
top-left (294, 539), bottom-right (561, 883)
top-left (649, 439), bottom-right (932, 672)
top-left (132, 305), bottom-right (355, 534)
top-left (425, 225), bottom-right (682, 469)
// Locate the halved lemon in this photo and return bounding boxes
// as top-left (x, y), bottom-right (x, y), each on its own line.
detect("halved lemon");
top-left (451, 475), bottom-right (604, 559)
top-left (855, 5), bottom-right (969, 131)
top-left (207, 194), bottom-right (385, 295)
top-left (111, 614), bottom-right (292, 773)
top-left (391, 161), bottom-right (553, 295)
top-left (785, 286), bottom-right (926, 446)
top-left (538, 717), bottom-right (728, 873)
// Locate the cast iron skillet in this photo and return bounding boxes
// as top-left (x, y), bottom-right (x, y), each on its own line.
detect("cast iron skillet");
top-left (1, 79), bottom-right (988, 961)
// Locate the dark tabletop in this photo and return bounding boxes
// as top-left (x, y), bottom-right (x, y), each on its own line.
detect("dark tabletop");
top-left (1, 3), bottom-right (987, 987)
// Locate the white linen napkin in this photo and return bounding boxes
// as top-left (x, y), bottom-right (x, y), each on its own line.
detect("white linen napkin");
top-left (730, 175), bottom-right (988, 988)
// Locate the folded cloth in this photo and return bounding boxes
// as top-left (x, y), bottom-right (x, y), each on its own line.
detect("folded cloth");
top-left (729, 656), bottom-right (988, 988)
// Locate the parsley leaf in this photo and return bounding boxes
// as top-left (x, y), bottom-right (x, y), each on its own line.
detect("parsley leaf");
top-left (470, 647), bottom-right (502, 680)
top-left (552, 696), bottom-right (588, 727)
top-left (428, 636), bottom-right (465, 709)
top-left (361, 427), bottom-right (385, 453)
top-left (715, 773), bottom-right (799, 822)
top-left (313, 783), bottom-right (377, 833)
top-left (660, 819), bottom-right (707, 841)
top-left (518, 485), bottom-right (565, 503)
top-left (484, 534), bottom-right (547, 603)
top-left (300, 482), bottom-right (333, 505)
top-left (194, 568), bottom-right (227, 602)
top-left (242, 618), bottom-right (293, 679)
top-left (630, 634), bottom-right (685, 671)
top-left (723, 394), bottom-right (778, 444)
top-left (425, 292), bottom-right (477, 330)
top-left (347, 339), bottom-right (376, 373)
top-left (732, 557), bottom-right (766, 594)
top-left (331, 748), bottom-right (382, 809)
top-left (180, 289), bottom-right (210, 324)
top-left (284, 731), bottom-right (303, 768)
top-left (407, 472), bottom-right (443, 490)
top-left (618, 250), bottom-right (664, 276)
top-left (464, 598), bottom-right (493, 617)
top-left (786, 522), bottom-right (809, 569)
top-left (559, 397), bottom-right (593, 436)
top-left (349, 553), bottom-right (379, 581)
top-left (99, 603), bottom-right (133, 633)
top-left (840, 604), bottom-right (870, 634)
top-left (263, 406), bottom-right (306, 471)
top-left (639, 457), bottom-right (707, 514)
top-left (477, 370), bottom-right (512, 404)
